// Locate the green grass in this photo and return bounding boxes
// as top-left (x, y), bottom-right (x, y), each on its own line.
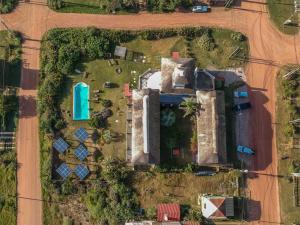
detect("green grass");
top-left (267, 0), bottom-right (299, 35)
top-left (131, 170), bottom-right (239, 209)
top-left (0, 31), bottom-right (21, 225)
top-left (191, 29), bottom-right (249, 69)
top-left (276, 65), bottom-right (300, 224)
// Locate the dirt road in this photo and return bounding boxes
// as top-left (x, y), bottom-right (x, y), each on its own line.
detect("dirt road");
top-left (1, 0), bottom-right (299, 224)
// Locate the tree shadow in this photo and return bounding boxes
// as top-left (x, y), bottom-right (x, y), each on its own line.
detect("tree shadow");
top-left (18, 95), bottom-right (37, 118)
top-left (20, 67), bottom-right (39, 90)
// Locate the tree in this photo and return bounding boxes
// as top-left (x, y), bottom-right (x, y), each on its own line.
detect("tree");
top-left (89, 116), bottom-right (107, 129)
top-left (180, 97), bottom-right (201, 118)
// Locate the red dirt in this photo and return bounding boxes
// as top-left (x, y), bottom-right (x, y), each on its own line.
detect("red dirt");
top-left (1, 0), bottom-right (299, 224)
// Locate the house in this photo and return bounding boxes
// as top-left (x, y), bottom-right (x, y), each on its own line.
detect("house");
top-left (201, 195), bottom-right (234, 219)
top-left (157, 203), bottom-right (181, 222)
top-left (128, 57), bottom-right (227, 166)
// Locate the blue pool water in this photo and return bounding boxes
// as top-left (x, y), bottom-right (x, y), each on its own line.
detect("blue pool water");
top-left (73, 82), bottom-right (90, 120)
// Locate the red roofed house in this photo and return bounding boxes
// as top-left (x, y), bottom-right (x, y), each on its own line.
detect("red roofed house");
top-left (201, 195), bottom-right (234, 219)
top-left (157, 203), bottom-right (181, 222)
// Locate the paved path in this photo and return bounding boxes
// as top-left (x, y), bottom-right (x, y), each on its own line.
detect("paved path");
top-left (1, 0), bottom-right (299, 224)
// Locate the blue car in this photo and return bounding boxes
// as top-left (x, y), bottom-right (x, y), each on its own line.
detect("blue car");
top-left (234, 91), bottom-right (248, 98)
top-left (237, 145), bottom-right (255, 155)
top-left (192, 5), bottom-right (210, 13)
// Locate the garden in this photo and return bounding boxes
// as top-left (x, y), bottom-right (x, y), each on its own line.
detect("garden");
top-left (39, 27), bottom-right (248, 225)
top-left (275, 65), bottom-right (300, 224)
top-left (0, 30), bottom-right (21, 225)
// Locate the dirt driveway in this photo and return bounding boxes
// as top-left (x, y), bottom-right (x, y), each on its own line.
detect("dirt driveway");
top-left (0, 0), bottom-right (299, 224)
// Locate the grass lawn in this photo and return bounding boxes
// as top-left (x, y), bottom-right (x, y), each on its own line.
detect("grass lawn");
top-left (276, 65), bottom-right (300, 224)
top-left (267, 0), bottom-right (299, 35)
top-left (191, 29), bottom-right (249, 69)
top-left (0, 31), bottom-right (21, 225)
top-left (40, 28), bottom-right (249, 225)
top-left (131, 170), bottom-right (239, 210)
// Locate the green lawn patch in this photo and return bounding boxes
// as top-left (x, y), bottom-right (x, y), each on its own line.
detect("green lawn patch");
top-left (267, 0), bottom-right (299, 35)
top-left (39, 27), bottom-right (249, 225)
top-left (276, 65), bottom-right (300, 224)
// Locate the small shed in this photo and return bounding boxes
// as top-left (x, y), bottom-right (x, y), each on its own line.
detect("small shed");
top-left (157, 203), bottom-right (180, 222)
top-left (114, 46), bottom-right (127, 59)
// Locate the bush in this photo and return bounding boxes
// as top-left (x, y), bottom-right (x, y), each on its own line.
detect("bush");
top-left (62, 217), bottom-right (74, 225)
top-left (231, 32), bottom-right (244, 41)
top-left (197, 33), bottom-right (215, 51)
top-left (102, 129), bottom-right (112, 144)
top-left (89, 116), bottom-right (107, 129)
top-left (0, 0), bottom-right (18, 14)
top-left (61, 178), bottom-right (76, 195)
top-left (48, 0), bottom-right (63, 10)
top-left (101, 99), bottom-right (112, 108)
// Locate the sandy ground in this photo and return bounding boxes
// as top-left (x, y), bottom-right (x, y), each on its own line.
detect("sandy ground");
top-left (1, 0), bottom-right (299, 224)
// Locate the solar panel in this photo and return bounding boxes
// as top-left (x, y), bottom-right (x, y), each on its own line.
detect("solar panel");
top-left (56, 163), bottom-right (72, 180)
top-left (74, 164), bottom-right (89, 180)
top-left (74, 145), bottom-right (89, 161)
top-left (74, 128), bottom-right (89, 143)
top-left (53, 138), bottom-right (69, 153)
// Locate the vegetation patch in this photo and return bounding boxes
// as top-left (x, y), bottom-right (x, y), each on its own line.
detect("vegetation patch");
top-left (49, 0), bottom-right (194, 14)
top-left (0, 0), bottom-right (18, 14)
top-left (267, 0), bottom-right (298, 35)
top-left (0, 30), bottom-right (21, 225)
top-left (39, 27), bottom-right (248, 225)
top-left (276, 65), bottom-right (300, 224)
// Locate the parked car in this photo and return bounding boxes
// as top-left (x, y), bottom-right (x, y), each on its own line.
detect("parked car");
top-left (192, 5), bottom-right (210, 13)
top-left (237, 145), bottom-right (255, 155)
top-left (233, 102), bottom-right (251, 112)
top-left (234, 91), bottom-right (248, 98)
top-left (194, 171), bottom-right (216, 176)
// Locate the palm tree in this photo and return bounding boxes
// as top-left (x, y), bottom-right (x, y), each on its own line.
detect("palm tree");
top-left (180, 97), bottom-right (200, 118)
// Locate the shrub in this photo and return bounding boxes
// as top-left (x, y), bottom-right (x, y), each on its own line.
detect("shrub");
top-left (231, 32), bottom-right (244, 41)
top-left (197, 33), bottom-right (215, 51)
top-left (89, 116), bottom-right (107, 129)
top-left (102, 129), bottom-right (112, 144)
top-left (0, 0), bottom-right (18, 14)
top-left (62, 217), bottom-right (74, 225)
top-left (101, 99), bottom-right (112, 108)
top-left (61, 178), bottom-right (76, 195)
top-left (48, 0), bottom-right (63, 10)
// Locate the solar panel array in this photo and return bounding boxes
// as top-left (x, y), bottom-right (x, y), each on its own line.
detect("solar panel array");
top-left (74, 145), bottom-right (89, 161)
top-left (74, 164), bottom-right (89, 180)
top-left (74, 128), bottom-right (89, 143)
top-left (53, 137), bottom-right (69, 153)
top-left (56, 163), bottom-right (72, 180)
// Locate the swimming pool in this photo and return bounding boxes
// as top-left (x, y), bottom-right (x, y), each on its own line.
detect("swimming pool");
top-left (73, 82), bottom-right (90, 120)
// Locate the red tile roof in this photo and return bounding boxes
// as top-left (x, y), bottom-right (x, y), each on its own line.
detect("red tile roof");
top-left (157, 203), bottom-right (180, 222)
top-left (210, 198), bottom-right (226, 218)
top-left (183, 221), bottom-right (201, 225)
